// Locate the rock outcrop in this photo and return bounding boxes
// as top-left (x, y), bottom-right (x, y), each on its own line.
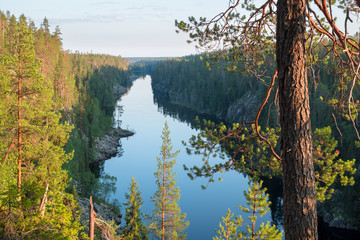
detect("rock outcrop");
top-left (94, 127), bottom-right (134, 163)
top-left (113, 84), bottom-right (128, 100)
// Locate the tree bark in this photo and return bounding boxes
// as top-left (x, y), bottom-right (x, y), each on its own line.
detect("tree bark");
top-left (276, 0), bottom-right (318, 239)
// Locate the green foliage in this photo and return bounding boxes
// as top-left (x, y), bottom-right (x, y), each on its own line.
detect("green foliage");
top-left (312, 127), bottom-right (356, 201)
top-left (213, 180), bottom-right (282, 240)
top-left (184, 120), bottom-right (281, 183)
top-left (123, 176), bottom-right (148, 240)
top-left (185, 119), bottom-right (356, 201)
top-left (148, 122), bottom-right (189, 239)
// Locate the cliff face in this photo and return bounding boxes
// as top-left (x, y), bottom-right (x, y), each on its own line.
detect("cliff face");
top-left (225, 91), bottom-right (261, 123)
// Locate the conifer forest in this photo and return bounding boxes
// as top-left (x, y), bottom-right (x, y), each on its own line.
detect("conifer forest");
top-left (1, 0), bottom-right (360, 239)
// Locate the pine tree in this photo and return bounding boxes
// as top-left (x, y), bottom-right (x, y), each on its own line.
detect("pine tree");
top-left (149, 122), bottom-right (189, 240)
top-left (213, 180), bottom-right (283, 240)
top-left (123, 176), bottom-right (148, 240)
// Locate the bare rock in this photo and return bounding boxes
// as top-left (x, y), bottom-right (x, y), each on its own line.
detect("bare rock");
top-left (94, 128), bottom-right (134, 162)
top-left (225, 91), bottom-right (260, 123)
top-left (113, 84), bottom-right (128, 100)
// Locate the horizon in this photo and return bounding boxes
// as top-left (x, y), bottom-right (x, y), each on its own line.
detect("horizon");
top-left (2, 0), bottom-right (230, 58)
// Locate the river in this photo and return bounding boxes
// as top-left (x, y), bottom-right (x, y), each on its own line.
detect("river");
top-left (103, 76), bottom-right (272, 239)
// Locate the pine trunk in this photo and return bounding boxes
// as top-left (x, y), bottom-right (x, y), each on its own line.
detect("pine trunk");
top-left (17, 60), bottom-right (22, 202)
top-left (276, 0), bottom-right (318, 239)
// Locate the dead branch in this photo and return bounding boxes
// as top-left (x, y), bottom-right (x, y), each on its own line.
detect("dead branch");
top-left (331, 111), bottom-right (343, 144)
top-left (38, 183), bottom-right (49, 216)
top-left (89, 196), bottom-right (96, 239)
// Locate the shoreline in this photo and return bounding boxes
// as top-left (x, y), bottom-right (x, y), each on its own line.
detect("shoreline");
top-left (94, 80), bottom-right (136, 163)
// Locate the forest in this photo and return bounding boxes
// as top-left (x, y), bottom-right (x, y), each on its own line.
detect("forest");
top-left (0, 12), bottom-right (135, 238)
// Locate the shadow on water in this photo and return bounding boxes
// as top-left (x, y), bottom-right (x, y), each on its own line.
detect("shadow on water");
top-left (153, 90), bottom-right (220, 128)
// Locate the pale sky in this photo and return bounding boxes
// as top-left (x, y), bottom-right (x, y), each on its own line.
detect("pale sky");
top-left (1, 0), bottom-right (231, 57)
top-left (1, 0), bottom-right (359, 57)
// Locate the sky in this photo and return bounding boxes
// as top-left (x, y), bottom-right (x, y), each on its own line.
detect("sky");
top-left (1, 0), bottom-right (231, 57)
top-left (1, 0), bottom-right (359, 58)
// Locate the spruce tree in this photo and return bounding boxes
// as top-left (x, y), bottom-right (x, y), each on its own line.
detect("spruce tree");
top-left (149, 122), bottom-right (189, 240)
top-left (213, 180), bottom-right (283, 240)
top-left (123, 176), bottom-right (148, 240)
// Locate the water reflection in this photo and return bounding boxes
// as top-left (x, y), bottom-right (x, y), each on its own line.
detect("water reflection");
top-left (262, 177), bottom-right (284, 228)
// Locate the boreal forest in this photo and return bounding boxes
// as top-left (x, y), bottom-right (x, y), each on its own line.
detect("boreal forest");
top-left (1, 0), bottom-right (360, 239)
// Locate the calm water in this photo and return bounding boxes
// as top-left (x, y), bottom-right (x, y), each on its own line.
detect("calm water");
top-left (104, 76), bottom-right (271, 239)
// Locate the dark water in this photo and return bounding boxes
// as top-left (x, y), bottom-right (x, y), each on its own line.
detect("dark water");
top-left (103, 76), bottom-right (272, 239)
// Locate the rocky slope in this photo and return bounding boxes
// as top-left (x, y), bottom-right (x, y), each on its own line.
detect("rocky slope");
top-left (78, 196), bottom-right (122, 234)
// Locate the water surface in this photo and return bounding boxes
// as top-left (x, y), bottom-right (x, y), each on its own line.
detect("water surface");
top-left (104, 76), bottom-right (271, 239)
